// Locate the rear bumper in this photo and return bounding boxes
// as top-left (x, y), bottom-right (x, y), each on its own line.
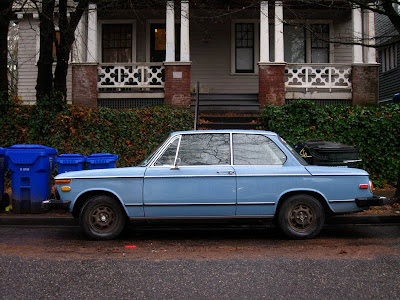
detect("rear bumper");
top-left (355, 196), bottom-right (388, 208)
top-left (42, 199), bottom-right (71, 211)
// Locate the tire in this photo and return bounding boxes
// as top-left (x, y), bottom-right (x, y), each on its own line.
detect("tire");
top-left (277, 194), bottom-right (325, 239)
top-left (79, 195), bottom-right (127, 240)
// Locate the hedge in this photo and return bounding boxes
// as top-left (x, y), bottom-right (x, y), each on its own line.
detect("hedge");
top-left (0, 105), bottom-right (194, 167)
top-left (260, 101), bottom-right (400, 186)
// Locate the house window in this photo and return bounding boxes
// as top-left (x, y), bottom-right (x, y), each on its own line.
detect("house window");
top-left (284, 24), bottom-right (305, 63)
top-left (310, 24), bottom-right (330, 63)
top-left (235, 23), bottom-right (254, 73)
top-left (381, 44), bottom-right (397, 72)
top-left (102, 24), bottom-right (133, 63)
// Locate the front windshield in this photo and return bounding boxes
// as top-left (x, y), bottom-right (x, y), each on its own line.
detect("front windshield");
top-left (279, 136), bottom-right (308, 166)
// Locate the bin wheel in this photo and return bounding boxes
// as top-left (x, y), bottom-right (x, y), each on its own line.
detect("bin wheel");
top-left (79, 195), bottom-right (126, 240)
top-left (277, 194), bottom-right (325, 239)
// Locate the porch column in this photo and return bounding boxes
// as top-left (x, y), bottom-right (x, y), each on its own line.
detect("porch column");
top-left (351, 6), bottom-right (379, 105)
top-left (274, 1), bottom-right (284, 62)
top-left (259, 1), bottom-right (269, 63)
top-left (72, 3), bottom-right (98, 108)
top-left (352, 6), bottom-right (363, 64)
top-left (72, 14), bottom-right (86, 63)
top-left (367, 9), bottom-right (376, 63)
top-left (180, 0), bottom-right (190, 62)
top-left (259, 0), bottom-right (286, 107)
top-left (166, 0), bottom-right (175, 62)
top-left (164, 0), bottom-right (191, 108)
top-left (87, 3), bottom-right (98, 63)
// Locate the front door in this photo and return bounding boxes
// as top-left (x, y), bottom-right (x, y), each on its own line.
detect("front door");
top-left (143, 133), bottom-right (236, 217)
top-left (150, 23), bottom-right (181, 62)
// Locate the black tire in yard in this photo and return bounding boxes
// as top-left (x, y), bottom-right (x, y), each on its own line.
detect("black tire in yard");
top-left (278, 194), bottom-right (325, 239)
top-left (79, 195), bottom-right (127, 240)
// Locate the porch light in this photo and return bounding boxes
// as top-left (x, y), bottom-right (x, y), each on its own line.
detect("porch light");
top-left (155, 29), bottom-right (158, 33)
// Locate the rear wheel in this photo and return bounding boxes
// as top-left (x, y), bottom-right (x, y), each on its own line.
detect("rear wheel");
top-left (278, 194), bottom-right (325, 239)
top-left (80, 195), bottom-right (126, 240)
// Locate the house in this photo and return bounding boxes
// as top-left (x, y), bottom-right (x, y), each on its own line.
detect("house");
top-left (15, 0), bottom-right (379, 109)
top-left (376, 5), bottom-right (400, 104)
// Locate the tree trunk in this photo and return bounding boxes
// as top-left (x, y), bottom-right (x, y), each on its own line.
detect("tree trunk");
top-left (36, 0), bottom-right (56, 102)
top-left (54, 0), bottom-right (89, 98)
top-left (0, 0), bottom-right (13, 99)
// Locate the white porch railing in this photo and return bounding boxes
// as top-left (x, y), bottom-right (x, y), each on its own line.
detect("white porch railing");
top-left (98, 63), bottom-right (165, 89)
top-left (285, 64), bottom-right (352, 92)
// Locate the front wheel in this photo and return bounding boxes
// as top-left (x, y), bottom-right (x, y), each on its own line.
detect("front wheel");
top-left (277, 194), bottom-right (325, 239)
top-left (79, 195), bottom-right (127, 240)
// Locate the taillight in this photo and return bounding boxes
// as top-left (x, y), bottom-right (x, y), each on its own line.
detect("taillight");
top-left (369, 180), bottom-right (374, 193)
top-left (359, 184), bottom-right (369, 189)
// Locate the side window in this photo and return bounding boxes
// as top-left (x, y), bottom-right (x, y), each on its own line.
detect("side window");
top-left (154, 137), bottom-right (179, 166)
top-left (178, 134), bottom-right (230, 166)
top-left (233, 134), bottom-right (286, 165)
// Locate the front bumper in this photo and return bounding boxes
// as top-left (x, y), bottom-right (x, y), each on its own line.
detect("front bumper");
top-left (42, 199), bottom-right (71, 211)
top-left (355, 196), bottom-right (388, 208)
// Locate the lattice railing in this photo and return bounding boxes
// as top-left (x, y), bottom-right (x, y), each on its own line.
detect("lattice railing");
top-left (285, 64), bottom-right (352, 91)
top-left (98, 63), bottom-right (165, 88)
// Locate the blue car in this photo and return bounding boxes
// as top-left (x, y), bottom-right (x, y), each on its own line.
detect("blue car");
top-left (45, 130), bottom-right (386, 240)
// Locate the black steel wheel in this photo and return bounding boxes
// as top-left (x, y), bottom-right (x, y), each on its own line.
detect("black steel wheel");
top-left (80, 195), bottom-right (126, 240)
top-left (278, 194), bottom-right (325, 239)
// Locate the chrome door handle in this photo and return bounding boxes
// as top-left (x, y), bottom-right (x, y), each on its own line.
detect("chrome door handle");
top-left (217, 170), bottom-right (235, 175)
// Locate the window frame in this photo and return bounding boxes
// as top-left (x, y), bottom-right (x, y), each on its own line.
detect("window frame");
top-left (231, 19), bottom-right (259, 75)
top-left (305, 20), bottom-right (333, 64)
top-left (381, 44), bottom-right (398, 73)
top-left (98, 19), bottom-right (137, 64)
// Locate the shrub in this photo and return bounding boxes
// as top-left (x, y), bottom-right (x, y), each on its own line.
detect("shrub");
top-left (261, 100), bottom-right (400, 186)
top-left (0, 105), bottom-right (194, 167)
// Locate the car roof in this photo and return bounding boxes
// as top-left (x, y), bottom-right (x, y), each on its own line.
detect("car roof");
top-left (170, 130), bottom-right (277, 136)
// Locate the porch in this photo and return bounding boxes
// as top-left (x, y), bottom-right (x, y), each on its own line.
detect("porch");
top-left (71, 1), bottom-right (379, 109)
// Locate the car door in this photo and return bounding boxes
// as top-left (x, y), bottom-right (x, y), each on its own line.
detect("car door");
top-left (232, 133), bottom-right (309, 216)
top-left (143, 133), bottom-right (236, 217)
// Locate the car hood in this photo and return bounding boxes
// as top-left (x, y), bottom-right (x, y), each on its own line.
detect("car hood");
top-left (55, 167), bottom-right (146, 179)
top-left (305, 166), bottom-right (368, 176)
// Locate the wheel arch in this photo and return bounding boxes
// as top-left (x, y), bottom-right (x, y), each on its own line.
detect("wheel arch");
top-left (72, 189), bottom-right (127, 219)
top-left (275, 190), bottom-right (334, 217)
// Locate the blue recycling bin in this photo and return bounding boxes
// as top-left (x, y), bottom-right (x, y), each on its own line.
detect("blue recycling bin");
top-left (57, 154), bottom-right (86, 174)
top-left (0, 147), bottom-right (6, 200)
top-left (6, 145), bottom-right (58, 213)
top-left (87, 153), bottom-right (118, 170)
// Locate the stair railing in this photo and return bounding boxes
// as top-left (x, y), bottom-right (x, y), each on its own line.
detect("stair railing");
top-left (194, 81), bottom-right (200, 130)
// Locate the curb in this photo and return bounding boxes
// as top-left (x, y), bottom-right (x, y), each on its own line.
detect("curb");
top-left (326, 214), bottom-right (400, 225)
top-left (0, 214), bottom-right (399, 227)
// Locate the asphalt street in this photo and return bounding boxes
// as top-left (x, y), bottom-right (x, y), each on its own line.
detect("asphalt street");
top-left (0, 224), bottom-right (399, 299)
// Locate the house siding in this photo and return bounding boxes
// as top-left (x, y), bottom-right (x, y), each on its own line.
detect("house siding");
top-left (17, 17), bottom-right (72, 104)
top-left (376, 12), bottom-right (400, 102)
top-left (378, 42), bottom-right (400, 102)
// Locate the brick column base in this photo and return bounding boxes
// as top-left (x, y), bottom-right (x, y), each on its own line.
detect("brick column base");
top-left (259, 63), bottom-right (286, 107)
top-left (72, 64), bottom-right (98, 108)
top-left (352, 64), bottom-right (379, 106)
top-left (164, 63), bottom-right (191, 108)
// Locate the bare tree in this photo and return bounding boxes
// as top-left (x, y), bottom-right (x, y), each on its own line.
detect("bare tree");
top-left (0, 0), bottom-right (14, 101)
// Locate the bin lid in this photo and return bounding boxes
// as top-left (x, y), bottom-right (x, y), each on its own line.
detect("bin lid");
top-left (57, 154), bottom-right (86, 164)
top-left (87, 153), bottom-right (118, 163)
top-left (6, 145), bottom-right (48, 165)
top-left (297, 140), bottom-right (356, 152)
